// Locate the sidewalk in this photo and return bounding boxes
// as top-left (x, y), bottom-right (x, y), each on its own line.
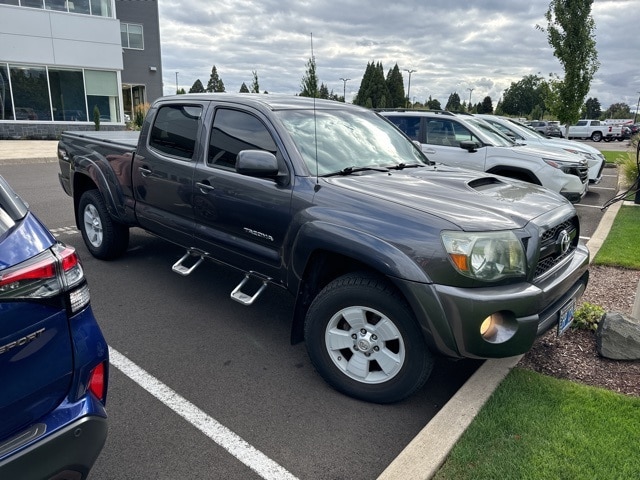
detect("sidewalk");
top-left (0, 140), bottom-right (58, 164)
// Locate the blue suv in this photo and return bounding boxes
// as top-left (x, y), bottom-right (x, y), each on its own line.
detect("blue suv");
top-left (0, 175), bottom-right (108, 479)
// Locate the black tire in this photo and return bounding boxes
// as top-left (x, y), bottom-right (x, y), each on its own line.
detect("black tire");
top-left (591, 131), bottom-right (602, 142)
top-left (304, 272), bottom-right (433, 404)
top-left (78, 190), bottom-right (129, 260)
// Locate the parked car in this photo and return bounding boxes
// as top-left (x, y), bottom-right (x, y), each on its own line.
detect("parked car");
top-left (380, 109), bottom-right (589, 203)
top-left (475, 114), bottom-right (605, 184)
top-left (0, 175), bottom-right (108, 479)
top-left (528, 120), bottom-right (563, 137)
top-left (622, 123), bottom-right (640, 139)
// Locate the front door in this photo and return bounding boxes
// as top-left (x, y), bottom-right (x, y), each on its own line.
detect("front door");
top-left (191, 105), bottom-right (294, 281)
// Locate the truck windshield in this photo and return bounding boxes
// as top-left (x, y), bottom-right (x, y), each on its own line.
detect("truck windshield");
top-left (276, 109), bottom-right (429, 176)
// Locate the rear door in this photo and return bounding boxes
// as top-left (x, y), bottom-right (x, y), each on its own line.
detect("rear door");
top-left (0, 184), bottom-right (72, 440)
top-left (132, 101), bottom-right (207, 247)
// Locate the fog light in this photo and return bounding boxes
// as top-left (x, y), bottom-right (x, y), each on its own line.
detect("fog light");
top-left (480, 314), bottom-right (499, 338)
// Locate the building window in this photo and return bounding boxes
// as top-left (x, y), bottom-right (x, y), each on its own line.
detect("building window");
top-left (10, 65), bottom-right (52, 121)
top-left (0, 0), bottom-right (113, 16)
top-left (85, 69), bottom-right (120, 122)
top-left (49, 69), bottom-right (87, 121)
top-left (121, 23), bottom-right (144, 49)
top-left (0, 65), bottom-right (14, 121)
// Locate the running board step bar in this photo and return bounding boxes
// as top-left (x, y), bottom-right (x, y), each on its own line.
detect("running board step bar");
top-left (172, 250), bottom-right (205, 276)
top-left (231, 272), bottom-right (270, 306)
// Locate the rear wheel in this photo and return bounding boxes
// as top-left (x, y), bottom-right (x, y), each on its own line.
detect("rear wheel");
top-left (78, 190), bottom-right (129, 260)
top-left (304, 272), bottom-right (433, 403)
top-left (591, 131), bottom-right (603, 142)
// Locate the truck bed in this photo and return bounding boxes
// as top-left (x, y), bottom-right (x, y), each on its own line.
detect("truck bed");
top-left (62, 130), bottom-right (141, 150)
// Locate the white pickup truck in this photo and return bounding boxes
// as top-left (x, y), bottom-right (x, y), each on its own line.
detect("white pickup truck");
top-left (566, 119), bottom-right (623, 142)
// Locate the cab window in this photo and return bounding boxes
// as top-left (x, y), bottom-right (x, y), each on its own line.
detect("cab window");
top-left (208, 109), bottom-right (278, 170)
top-left (148, 105), bottom-right (202, 160)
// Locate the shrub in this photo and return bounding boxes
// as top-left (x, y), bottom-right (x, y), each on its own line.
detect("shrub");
top-left (573, 302), bottom-right (606, 331)
top-left (93, 105), bottom-right (100, 131)
top-left (134, 102), bottom-right (150, 129)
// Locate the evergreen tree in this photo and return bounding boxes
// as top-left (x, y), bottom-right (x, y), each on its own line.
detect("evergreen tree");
top-left (300, 57), bottom-right (319, 97)
top-left (353, 61), bottom-right (389, 108)
top-left (189, 79), bottom-right (205, 93)
top-left (385, 64), bottom-right (405, 108)
top-left (239, 82), bottom-right (249, 93)
top-left (206, 65), bottom-right (225, 92)
top-left (445, 92), bottom-right (461, 111)
top-left (584, 97), bottom-right (602, 119)
top-left (251, 71), bottom-right (260, 93)
top-left (318, 83), bottom-right (330, 99)
top-left (176, 88), bottom-right (186, 95)
top-left (478, 96), bottom-right (493, 114)
top-left (537, 0), bottom-right (599, 128)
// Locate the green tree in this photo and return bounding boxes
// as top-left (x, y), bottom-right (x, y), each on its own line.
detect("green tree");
top-left (93, 105), bottom-right (100, 131)
top-left (176, 88), bottom-right (186, 95)
top-left (477, 96), bottom-right (493, 114)
top-left (354, 61), bottom-right (389, 108)
top-left (425, 96), bottom-right (441, 110)
top-left (385, 64), bottom-right (405, 108)
top-left (239, 82), bottom-right (249, 93)
top-left (537, 0), bottom-right (599, 129)
top-left (251, 71), bottom-right (260, 93)
top-left (602, 102), bottom-right (632, 119)
top-left (584, 97), bottom-right (602, 119)
top-left (445, 92), bottom-right (461, 111)
top-left (189, 79), bottom-right (205, 93)
top-left (500, 75), bottom-right (545, 116)
top-left (206, 65), bottom-right (225, 92)
top-left (299, 57), bottom-right (319, 97)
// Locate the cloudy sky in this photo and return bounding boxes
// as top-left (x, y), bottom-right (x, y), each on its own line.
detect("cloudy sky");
top-left (157, 0), bottom-right (640, 111)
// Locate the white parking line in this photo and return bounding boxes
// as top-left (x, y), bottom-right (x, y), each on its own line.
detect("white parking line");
top-left (108, 347), bottom-right (299, 480)
top-left (50, 226), bottom-right (80, 237)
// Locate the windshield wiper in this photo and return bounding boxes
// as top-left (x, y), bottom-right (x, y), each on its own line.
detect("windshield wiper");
top-left (385, 162), bottom-right (426, 170)
top-left (322, 166), bottom-right (390, 177)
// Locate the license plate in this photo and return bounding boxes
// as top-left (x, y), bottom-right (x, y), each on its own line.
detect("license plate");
top-left (558, 299), bottom-right (575, 336)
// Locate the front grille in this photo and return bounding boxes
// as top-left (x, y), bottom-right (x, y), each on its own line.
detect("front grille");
top-left (562, 165), bottom-right (589, 184)
top-left (534, 217), bottom-right (579, 279)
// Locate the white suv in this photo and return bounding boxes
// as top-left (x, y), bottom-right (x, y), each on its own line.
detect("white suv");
top-left (474, 114), bottom-right (605, 184)
top-left (380, 110), bottom-right (589, 203)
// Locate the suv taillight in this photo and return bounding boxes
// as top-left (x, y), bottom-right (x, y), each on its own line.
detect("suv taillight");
top-left (0, 243), bottom-right (90, 312)
top-left (88, 361), bottom-right (107, 401)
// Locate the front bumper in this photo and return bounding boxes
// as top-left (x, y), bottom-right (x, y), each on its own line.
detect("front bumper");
top-left (398, 244), bottom-right (590, 359)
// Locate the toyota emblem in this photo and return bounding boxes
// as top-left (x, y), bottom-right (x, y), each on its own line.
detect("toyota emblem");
top-left (558, 229), bottom-right (570, 254)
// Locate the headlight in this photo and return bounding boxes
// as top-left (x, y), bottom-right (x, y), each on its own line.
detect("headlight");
top-left (441, 230), bottom-right (526, 281)
top-left (542, 158), bottom-right (587, 169)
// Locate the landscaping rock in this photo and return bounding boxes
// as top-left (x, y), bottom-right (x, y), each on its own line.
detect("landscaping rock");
top-left (596, 312), bottom-right (640, 360)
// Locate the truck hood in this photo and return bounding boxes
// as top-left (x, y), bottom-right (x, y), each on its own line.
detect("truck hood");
top-left (324, 165), bottom-right (570, 231)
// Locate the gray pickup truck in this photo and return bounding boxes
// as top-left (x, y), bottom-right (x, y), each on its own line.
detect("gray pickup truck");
top-left (57, 94), bottom-right (589, 403)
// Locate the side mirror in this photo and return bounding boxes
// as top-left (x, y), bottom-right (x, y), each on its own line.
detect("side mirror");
top-left (236, 150), bottom-right (279, 177)
top-left (459, 140), bottom-right (481, 152)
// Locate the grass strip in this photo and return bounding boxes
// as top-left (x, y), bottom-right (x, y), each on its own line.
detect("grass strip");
top-left (593, 204), bottom-right (640, 268)
top-left (434, 368), bottom-right (640, 480)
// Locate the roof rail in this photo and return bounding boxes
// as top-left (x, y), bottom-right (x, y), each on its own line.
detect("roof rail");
top-left (374, 108), bottom-right (455, 116)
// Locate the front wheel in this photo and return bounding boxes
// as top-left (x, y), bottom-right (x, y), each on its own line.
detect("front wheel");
top-left (304, 273), bottom-right (433, 403)
top-left (78, 190), bottom-right (129, 260)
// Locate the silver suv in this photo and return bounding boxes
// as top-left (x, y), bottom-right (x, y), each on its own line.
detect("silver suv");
top-left (528, 120), bottom-right (563, 138)
top-left (380, 110), bottom-right (588, 203)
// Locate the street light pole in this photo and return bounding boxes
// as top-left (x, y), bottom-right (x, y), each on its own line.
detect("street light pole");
top-left (175, 71), bottom-right (179, 94)
top-left (467, 87), bottom-right (474, 107)
top-left (340, 78), bottom-right (351, 103)
top-left (404, 69), bottom-right (416, 108)
top-left (634, 91), bottom-right (640, 124)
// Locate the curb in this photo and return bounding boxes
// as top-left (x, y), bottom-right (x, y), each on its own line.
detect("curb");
top-left (378, 185), bottom-right (626, 480)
